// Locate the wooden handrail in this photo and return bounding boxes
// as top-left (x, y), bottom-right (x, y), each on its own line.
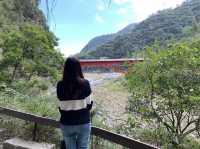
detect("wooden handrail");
top-left (0, 106), bottom-right (159, 149)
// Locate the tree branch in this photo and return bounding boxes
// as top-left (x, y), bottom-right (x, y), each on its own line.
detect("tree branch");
top-left (181, 119), bottom-right (198, 134)
top-left (182, 127), bottom-right (196, 138)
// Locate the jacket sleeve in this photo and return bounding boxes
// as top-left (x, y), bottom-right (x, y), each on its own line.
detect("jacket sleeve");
top-left (85, 80), bottom-right (93, 110)
top-left (86, 96), bottom-right (93, 110)
top-left (56, 81), bottom-right (62, 100)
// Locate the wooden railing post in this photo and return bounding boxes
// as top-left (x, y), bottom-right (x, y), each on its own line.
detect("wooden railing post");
top-left (32, 122), bottom-right (38, 141)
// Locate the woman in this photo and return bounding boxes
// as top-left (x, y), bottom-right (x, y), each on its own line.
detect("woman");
top-left (57, 57), bottom-right (93, 149)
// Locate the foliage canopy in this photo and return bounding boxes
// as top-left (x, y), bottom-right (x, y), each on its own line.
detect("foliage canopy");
top-left (127, 41), bottom-right (200, 148)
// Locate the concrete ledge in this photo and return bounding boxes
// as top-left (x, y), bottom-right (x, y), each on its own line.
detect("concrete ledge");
top-left (3, 138), bottom-right (55, 149)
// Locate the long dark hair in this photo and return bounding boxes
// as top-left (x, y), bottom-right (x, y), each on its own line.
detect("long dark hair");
top-left (62, 57), bottom-right (84, 97)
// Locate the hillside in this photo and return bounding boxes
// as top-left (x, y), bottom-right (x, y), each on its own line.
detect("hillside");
top-left (81, 34), bottom-right (115, 52)
top-left (0, 0), bottom-right (46, 68)
top-left (0, 0), bottom-right (64, 84)
top-left (78, 0), bottom-right (200, 59)
top-left (79, 23), bottom-right (136, 58)
top-left (0, 0), bottom-right (46, 28)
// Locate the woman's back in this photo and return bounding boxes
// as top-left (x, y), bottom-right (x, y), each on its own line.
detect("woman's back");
top-left (57, 79), bottom-right (92, 125)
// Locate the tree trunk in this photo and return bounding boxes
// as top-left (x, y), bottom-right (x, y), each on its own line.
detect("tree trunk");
top-left (11, 62), bottom-right (19, 81)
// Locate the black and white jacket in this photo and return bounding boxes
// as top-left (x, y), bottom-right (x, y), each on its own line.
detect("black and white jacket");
top-left (57, 79), bottom-right (93, 125)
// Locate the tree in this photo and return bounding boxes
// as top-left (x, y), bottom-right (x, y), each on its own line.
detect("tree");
top-left (0, 23), bottom-right (64, 83)
top-left (126, 42), bottom-right (200, 148)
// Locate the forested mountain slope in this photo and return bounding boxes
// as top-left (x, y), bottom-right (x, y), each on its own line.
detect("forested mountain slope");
top-left (78, 0), bottom-right (200, 59)
top-left (81, 23), bottom-right (136, 53)
top-left (82, 34), bottom-right (115, 52)
top-left (0, 0), bottom-right (46, 28)
top-left (0, 0), bottom-right (64, 84)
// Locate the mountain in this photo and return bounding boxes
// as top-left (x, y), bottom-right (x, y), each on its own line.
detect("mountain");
top-left (0, 0), bottom-right (46, 28)
top-left (117, 23), bottom-right (137, 35)
top-left (80, 23), bottom-right (137, 53)
top-left (78, 0), bottom-right (200, 59)
top-left (0, 0), bottom-right (64, 83)
top-left (81, 34), bottom-right (115, 52)
top-left (0, 0), bottom-right (46, 58)
top-left (0, 0), bottom-right (47, 60)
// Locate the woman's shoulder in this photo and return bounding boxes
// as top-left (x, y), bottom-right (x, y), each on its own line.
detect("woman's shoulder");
top-left (57, 80), bottom-right (63, 85)
top-left (57, 80), bottom-right (64, 88)
top-left (57, 79), bottom-right (90, 89)
top-left (81, 79), bottom-right (91, 95)
top-left (81, 79), bottom-right (90, 86)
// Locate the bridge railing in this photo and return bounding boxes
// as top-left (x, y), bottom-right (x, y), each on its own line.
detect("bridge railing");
top-left (0, 106), bottom-right (159, 149)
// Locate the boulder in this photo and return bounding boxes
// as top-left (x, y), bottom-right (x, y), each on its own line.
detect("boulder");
top-left (0, 128), bottom-right (6, 136)
top-left (0, 128), bottom-right (7, 142)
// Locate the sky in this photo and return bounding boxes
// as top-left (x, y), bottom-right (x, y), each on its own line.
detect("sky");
top-left (40, 0), bottom-right (185, 57)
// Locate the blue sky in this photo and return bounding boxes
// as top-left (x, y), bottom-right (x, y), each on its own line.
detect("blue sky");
top-left (40, 0), bottom-right (185, 57)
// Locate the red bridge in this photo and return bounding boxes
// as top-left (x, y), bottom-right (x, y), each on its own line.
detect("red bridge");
top-left (80, 58), bottom-right (143, 73)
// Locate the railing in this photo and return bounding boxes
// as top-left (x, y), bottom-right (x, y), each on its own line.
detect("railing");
top-left (0, 106), bottom-right (159, 149)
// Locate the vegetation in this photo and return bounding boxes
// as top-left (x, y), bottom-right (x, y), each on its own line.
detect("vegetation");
top-left (0, 23), bottom-right (63, 83)
top-left (126, 41), bottom-right (200, 148)
top-left (0, 0), bottom-right (64, 86)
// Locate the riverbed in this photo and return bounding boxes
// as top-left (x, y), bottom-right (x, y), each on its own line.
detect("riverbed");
top-left (85, 73), bottom-right (129, 128)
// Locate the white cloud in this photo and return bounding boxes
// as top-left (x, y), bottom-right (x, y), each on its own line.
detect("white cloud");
top-left (131, 0), bottom-right (185, 22)
top-left (97, 5), bottom-right (105, 11)
top-left (95, 14), bottom-right (104, 23)
top-left (113, 0), bottom-right (185, 22)
top-left (117, 8), bottom-right (128, 15)
top-left (58, 42), bottom-right (85, 57)
top-left (113, 0), bottom-right (130, 5)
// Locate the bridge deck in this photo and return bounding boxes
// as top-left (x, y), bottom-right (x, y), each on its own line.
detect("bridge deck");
top-left (80, 58), bottom-right (144, 62)
top-left (80, 58), bottom-right (144, 73)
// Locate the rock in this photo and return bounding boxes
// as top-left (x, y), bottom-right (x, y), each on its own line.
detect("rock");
top-left (3, 138), bottom-right (55, 149)
top-left (0, 128), bottom-right (7, 142)
top-left (0, 128), bottom-right (6, 136)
